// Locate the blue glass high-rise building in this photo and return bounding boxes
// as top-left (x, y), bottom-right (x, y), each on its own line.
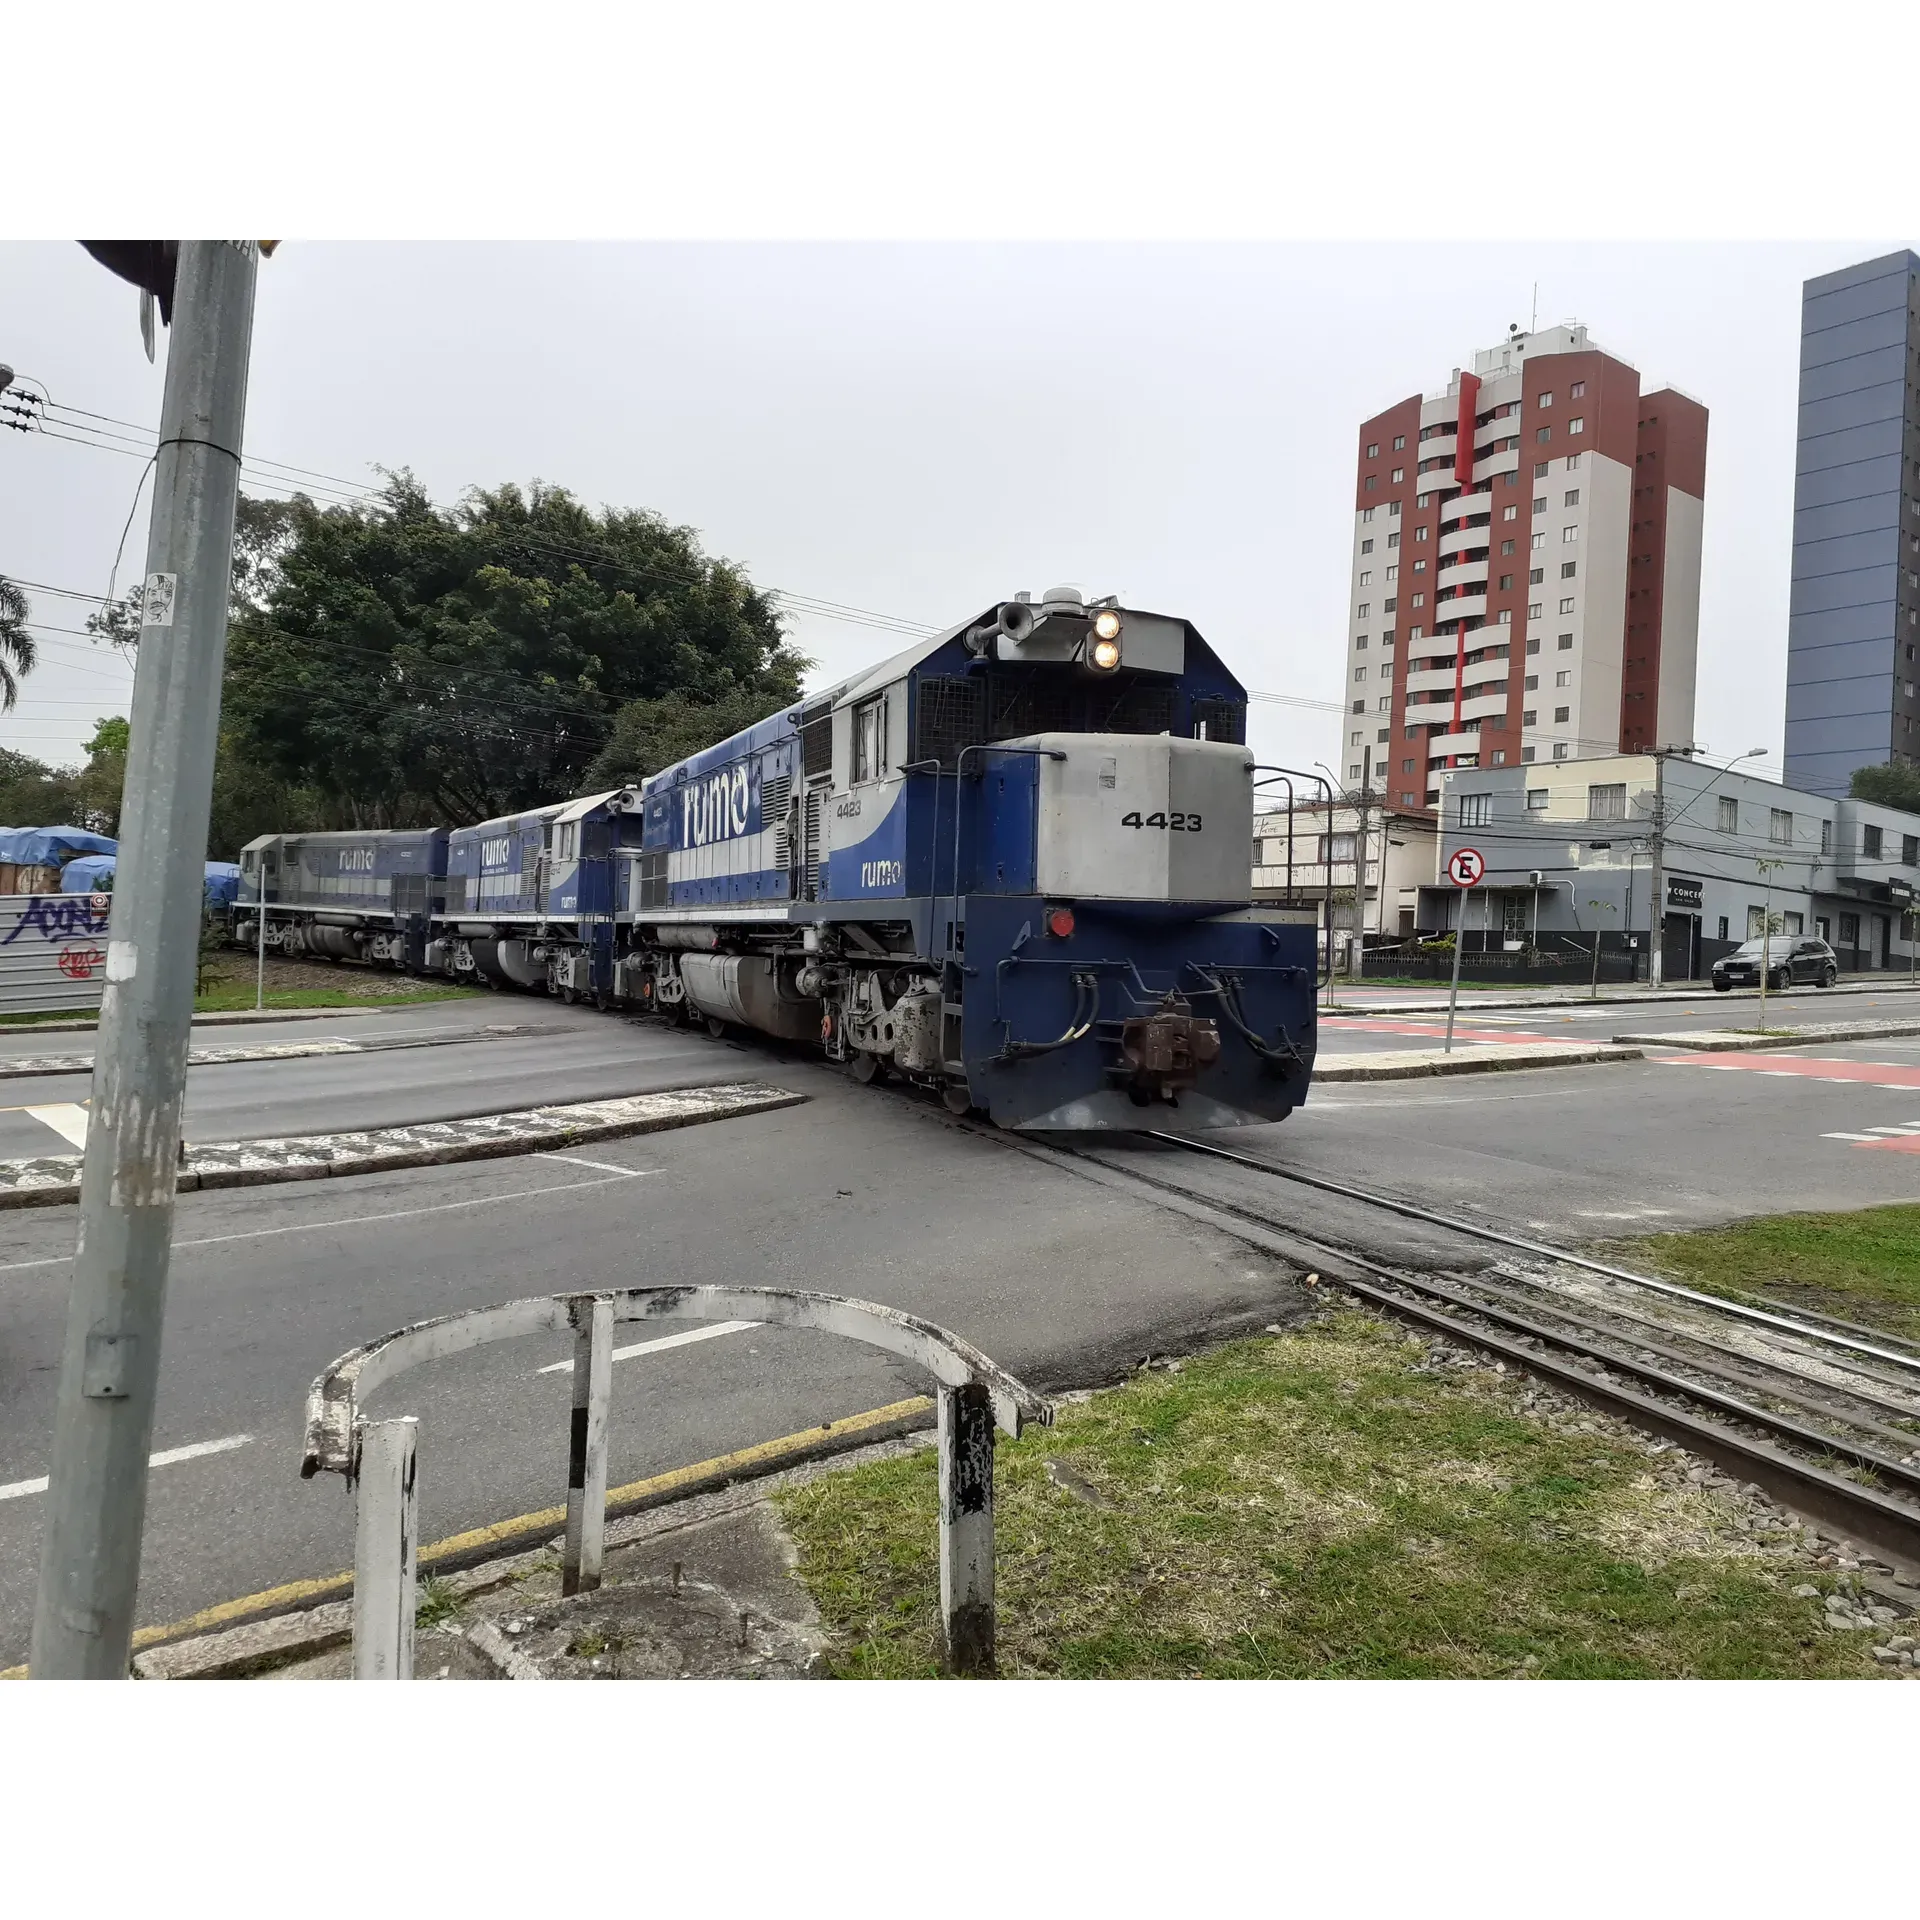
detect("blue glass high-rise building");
top-left (1785, 252), bottom-right (1920, 795)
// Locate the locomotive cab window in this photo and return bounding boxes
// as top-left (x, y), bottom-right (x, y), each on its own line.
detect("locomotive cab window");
top-left (853, 694), bottom-right (889, 783)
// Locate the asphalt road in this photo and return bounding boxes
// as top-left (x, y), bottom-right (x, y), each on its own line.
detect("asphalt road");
top-left (6, 984), bottom-right (1920, 1663)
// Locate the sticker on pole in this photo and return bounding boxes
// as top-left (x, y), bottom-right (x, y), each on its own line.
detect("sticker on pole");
top-left (141, 572), bottom-right (178, 628)
top-left (1447, 847), bottom-right (1486, 888)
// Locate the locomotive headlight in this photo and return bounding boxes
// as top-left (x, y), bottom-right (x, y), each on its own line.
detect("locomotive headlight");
top-left (1092, 608), bottom-right (1122, 642)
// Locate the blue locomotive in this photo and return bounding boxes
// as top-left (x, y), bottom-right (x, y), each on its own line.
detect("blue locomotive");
top-left (237, 588), bottom-right (1319, 1129)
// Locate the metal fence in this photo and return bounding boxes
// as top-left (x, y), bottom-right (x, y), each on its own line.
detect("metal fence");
top-left (0, 893), bottom-right (113, 1015)
top-left (304, 1285), bottom-right (1054, 1680)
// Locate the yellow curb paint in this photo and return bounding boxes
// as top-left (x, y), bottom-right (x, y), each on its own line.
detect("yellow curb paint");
top-left (1, 1394), bottom-right (934, 1677)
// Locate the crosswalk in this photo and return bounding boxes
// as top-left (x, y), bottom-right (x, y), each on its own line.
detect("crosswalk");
top-left (1822, 1121), bottom-right (1920, 1152)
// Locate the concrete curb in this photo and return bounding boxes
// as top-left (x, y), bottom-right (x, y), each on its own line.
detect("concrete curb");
top-left (0, 1081), bottom-right (807, 1210)
top-left (0, 1003), bottom-right (445, 1038)
top-left (1610, 1020), bottom-right (1920, 1053)
top-left (0, 1022), bottom-right (538, 1083)
top-left (1314, 1043), bottom-right (1642, 1081)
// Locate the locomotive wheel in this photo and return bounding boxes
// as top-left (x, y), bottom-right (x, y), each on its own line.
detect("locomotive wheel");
top-left (942, 1083), bottom-right (973, 1116)
top-left (559, 985), bottom-right (577, 1005)
top-left (706, 1014), bottom-right (727, 1038)
top-left (850, 1052), bottom-right (881, 1084)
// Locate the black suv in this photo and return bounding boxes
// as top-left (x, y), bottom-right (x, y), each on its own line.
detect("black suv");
top-left (1711, 936), bottom-right (1838, 992)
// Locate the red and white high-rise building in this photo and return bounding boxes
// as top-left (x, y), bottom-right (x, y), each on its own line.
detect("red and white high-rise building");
top-left (1344, 322), bottom-right (1706, 809)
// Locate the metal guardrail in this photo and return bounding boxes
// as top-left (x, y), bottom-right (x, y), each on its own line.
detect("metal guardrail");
top-left (303, 1285), bottom-right (1053, 1680)
top-left (0, 893), bottom-right (113, 1015)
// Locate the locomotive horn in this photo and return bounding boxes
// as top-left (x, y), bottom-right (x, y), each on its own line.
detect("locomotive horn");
top-left (964, 600), bottom-right (1037, 655)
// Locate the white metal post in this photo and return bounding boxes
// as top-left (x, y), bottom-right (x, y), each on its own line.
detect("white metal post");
top-left (937, 1380), bottom-right (996, 1677)
top-left (353, 1416), bottom-right (419, 1680)
top-left (1443, 884), bottom-right (1467, 1053)
top-left (562, 1294), bottom-right (613, 1596)
top-left (255, 891), bottom-right (266, 1013)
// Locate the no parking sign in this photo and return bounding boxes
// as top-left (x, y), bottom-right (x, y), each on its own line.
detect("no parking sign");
top-left (1447, 847), bottom-right (1485, 888)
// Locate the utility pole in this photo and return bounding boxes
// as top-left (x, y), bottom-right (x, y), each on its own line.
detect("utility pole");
top-left (31, 242), bottom-right (258, 1678)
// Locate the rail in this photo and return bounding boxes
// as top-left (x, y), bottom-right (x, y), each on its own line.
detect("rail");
top-left (303, 1285), bottom-right (1053, 1679)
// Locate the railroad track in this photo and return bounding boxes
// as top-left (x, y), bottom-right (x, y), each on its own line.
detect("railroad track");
top-left (992, 1124), bottom-right (1920, 1576)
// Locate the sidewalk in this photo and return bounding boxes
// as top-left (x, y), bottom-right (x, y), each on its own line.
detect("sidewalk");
top-left (1331, 976), bottom-right (1920, 1016)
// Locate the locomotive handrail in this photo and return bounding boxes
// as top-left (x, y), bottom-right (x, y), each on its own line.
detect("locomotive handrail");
top-left (303, 1285), bottom-right (1053, 1680)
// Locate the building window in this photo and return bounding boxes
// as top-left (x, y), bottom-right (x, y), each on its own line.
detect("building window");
top-left (1359, 571), bottom-right (1372, 587)
top-left (1769, 808), bottom-right (1792, 845)
top-left (1526, 637), bottom-right (1540, 656)
top-left (1357, 604), bottom-right (1370, 619)
top-left (1503, 505), bottom-right (1518, 522)
top-left (1522, 746), bottom-right (1537, 762)
top-left (1783, 911), bottom-right (1804, 936)
top-left (1555, 669), bottom-right (1572, 687)
top-left (1839, 911), bottom-right (1860, 946)
top-left (1401, 758), bottom-right (1416, 774)
top-left (1352, 699), bottom-right (1365, 713)
top-left (1389, 501), bottom-right (1402, 518)
top-left (1412, 594), bottom-right (1424, 608)
top-left (1392, 434), bottom-right (1406, 451)
top-left (1554, 706), bottom-right (1570, 723)
top-left (1538, 391), bottom-right (1553, 409)
top-left (1534, 461), bottom-right (1550, 479)
top-left (1588, 782), bottom-right (1627, 821)
top-left (1564, 489), bottom-right (1580, 507)
top-left (1410, 520), bottom-right (1423, 537)
top-left (1568, 417), bottom-right (1585, 435)
top-left (1355, 634), bottom-right (1369, 650)
top-left (1562, 526), bottom-right (1579, 543)
top-left (1532, 531), bottom-right (1546, 550)
top-left (1382, 630), bottom-right (1395, 647)
top-left (1559, 598), bottom-right (1575, 614)
top-left (1864, 823), bottom-right (1884, 858)
top-left (1361, 507), bottom-right (1375, 523)
top-left (1378, 696), bottom-right (1392, 711)
top-left (1386, 564), bottom-right (1399, 581)
top-left (1565, 453), bottom-right (1580, 469)
top-left (1386, 530), bottom-right (1400, 548)
top-left (1416, 494), bottom-right (1431, 510)
top-left (1458, 792), bottom-right (1492, 828)
top-left (1501, 539), bottom-right (1515, 556)
top-left (1402, 792), bottom-right (1419, 805)
top-left (1820, 818), bottom-right (1832, 855)
top-left (1392, 467), bottom-right (1405, 483)
top-left (1552, 743), bottom-right (1568, 760)
top-left (1561, 561), bottom-right (1577, 579)
top-left (1524, 673), bottom-right (1539, 690)
top-left (1361, 538), bottom-right (1374, 555)
top-left (1536, 426), bottom-right (1552, 443)
top-left (1365, 476), bottom-right (1377, 492)
top-left (1529, 571), bottom-right (1544, 587)
top-left (1570, 380), bottom-right (1585, 398)
top-left (1350, 730), bottom-right (1363, 747)
top-left (1410, 626), bottom-right (1423, 641)
top-left (1497, 609), bottom-right (1512, 625)
top-left (1499, 574), bottom-right (1514, 591)
top-left (1527, 788), bottom-right (1548, 811)
top-left (1904, 833), bottom-right (1919, 866)
top-left (1349, 765), bottom-right (1363, 781)
top-left (1366, 443), bottom-right (1380, 458)
top-left (1492, 750), bottom-right (1506, 765)
top-left (1522, 709), bottom-right (1538, 726)
top-left (1354, 666), bottom-right (1368, 683)
top-left (1717, 795), bottom-right (1738, 833)
top-left (1558, 633), bottom-right (1573, 650)
top-left (1716, 915), bottom-right (1728, 940)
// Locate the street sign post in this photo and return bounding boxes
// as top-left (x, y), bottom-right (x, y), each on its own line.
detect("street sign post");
top-left (1443, 847), bottom-right (1485, 1053)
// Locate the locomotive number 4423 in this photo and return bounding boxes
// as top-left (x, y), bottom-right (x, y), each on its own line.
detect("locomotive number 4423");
top-left (1120, 811), bottom-right (1202, 831)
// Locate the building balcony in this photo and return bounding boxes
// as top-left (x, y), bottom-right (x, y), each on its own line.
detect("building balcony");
top-left (1424, 731), bottom-right (1481, 758)
top-left (1437, 557), bottom-right (1489, 589)
top-left (1460, 657), bottom-right (1511, 692)
top-left (1404, 665), bottom-right (1459, 695)
top-left (1460, 690), bottom-right (1510, 724)
top-left (1433, 591), bottom-right (1487, 628)
top-left (1472, 448), bottom-right (1521, 485)
top-left (1438, 521), bottom-right (1492, 556)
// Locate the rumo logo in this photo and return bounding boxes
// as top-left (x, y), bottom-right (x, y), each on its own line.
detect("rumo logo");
top-left (480, 837), bottom-right (514, 869)
top-left (684, 765), bottom-right (752, 847)
top-left (861, 860), bottom-right (903, 889)
top-left (338, 848), bottom-right (376, 872)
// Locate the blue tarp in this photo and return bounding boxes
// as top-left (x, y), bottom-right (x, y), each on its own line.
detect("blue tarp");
top-left (58, 856), bottom-right (244, 906)
top-left (0, 825), bottom-right (119, 866)
top-left (59, 853), bottom-right (119, 895)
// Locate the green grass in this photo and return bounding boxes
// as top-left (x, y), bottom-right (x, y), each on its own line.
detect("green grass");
top-left (414, 1576), bottom-right (465, 1630)
top-left (777, 1313), bottom-right (1887, 1680)
top-left (1607, 1204), bottom-right (1920, 1342)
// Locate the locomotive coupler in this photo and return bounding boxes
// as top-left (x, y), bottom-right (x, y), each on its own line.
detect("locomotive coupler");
top-left (1117, 993), bottom-right (1221, 1105)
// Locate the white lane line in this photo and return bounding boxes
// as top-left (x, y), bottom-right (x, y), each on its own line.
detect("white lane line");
top-left (1823, 1132), bottom-right (1882, 1142)
top-left (1864, 1126), bottom-right (1920, 1135)
top-left (24, 1103), bottom-right (89, 1148)
top-left (532, 1153), bottom-right (649, 1176)
top-left (0, 1432), bottom-right (250, 1503)
top-left (0, 1170), bottom-right (660, 1278)
top-left (535, 1320), bottom-right (756, 1376)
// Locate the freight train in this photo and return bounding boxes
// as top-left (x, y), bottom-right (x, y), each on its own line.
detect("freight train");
top-left (235, 587), bottom-right (1318, 1128)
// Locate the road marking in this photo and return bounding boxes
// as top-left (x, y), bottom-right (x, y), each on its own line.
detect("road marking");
top-left (1859, 1134), bottom-right (1920, 1154)
top-left (0, 1432), bottom-right (250, 1504)
top-left (0, 1169), bottom-right (660, 1278)
top-left (22, 1103), bottom-right (89, 1147)
top-left (532, 1152), bottom-right (649, 1176)
top-left (535, 1319), bottom-right (756, 1374)
top-left (1823, 1132), bottom-right (1883, 1142)
top-left (1, 1396), bottom-right (935, 1675)
top-left (1660, 1053), bottom-right (1920, 1089)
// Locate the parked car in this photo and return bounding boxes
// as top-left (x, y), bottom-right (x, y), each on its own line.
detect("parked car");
top-left (1711, 936), bottom-right (1838, 992)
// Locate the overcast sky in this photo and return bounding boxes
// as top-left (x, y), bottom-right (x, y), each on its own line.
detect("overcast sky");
top-left (0, 238), bottom-right (1905, 785)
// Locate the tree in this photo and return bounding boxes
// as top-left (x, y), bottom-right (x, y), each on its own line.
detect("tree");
top-left (1850, 761), bottom-right (1920, 813)
top-left (220, 476), bottom-right (808, 825)
top-left (0, 575), bottom-right (37, 710)
top-left (0, 747), bottom-right (82, 827)
top-left (584, 688), bottom-right (786, 788)
top-left (71, 715), bottom-right (130, 837)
